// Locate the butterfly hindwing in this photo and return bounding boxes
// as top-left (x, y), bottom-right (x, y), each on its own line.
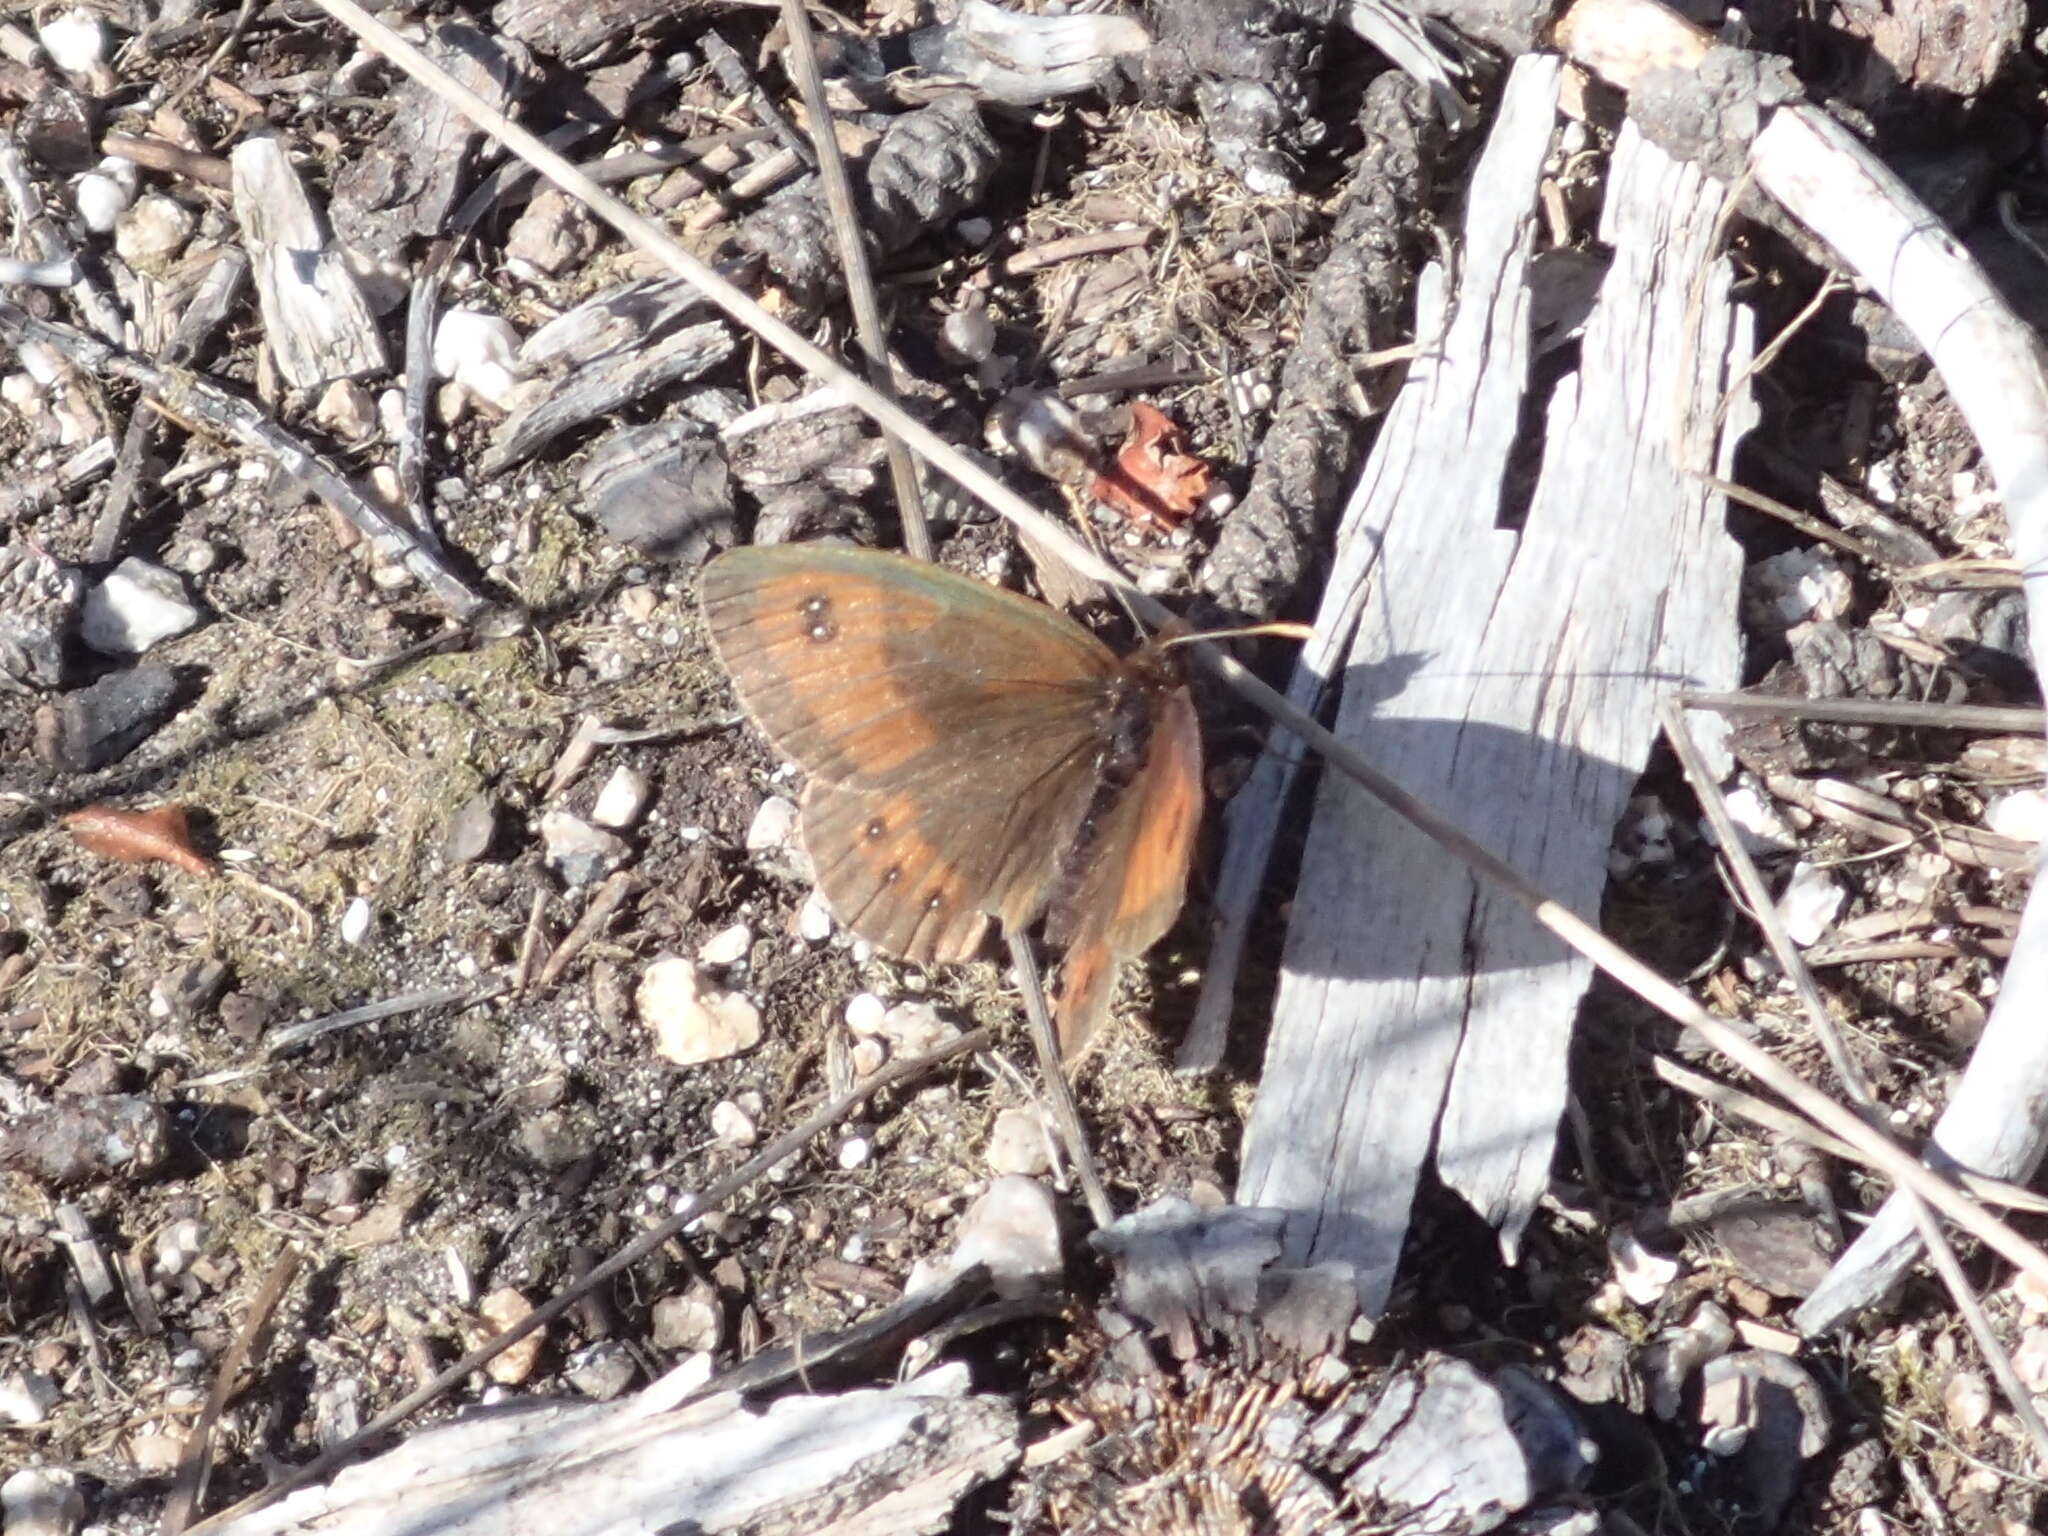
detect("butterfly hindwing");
top-left (1049, 684), bottom-right (1203, 1056)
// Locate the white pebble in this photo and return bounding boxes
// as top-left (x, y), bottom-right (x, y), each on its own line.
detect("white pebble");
top-left (696, 923), bottom-right (752, 966)
top-left (850, 1038), bottom-right (888, 1078)
top-left (1777, 860), bottom-right (1846, 948)
top-left (154, 1217), bottom-right (208, 1277)
top-left (79, 557), bottom-right (201, 654)
top-left (74, 168), bottom-right (132, 233)
top-left (0, 1371), bottom-right (58, 1428)
top-left (339, 896), bottom-right (373, 946)
top-left (638, 956), bottom-right (761, 1066)
top-left (837, 1136), bottom-right (871, 1170)
top-left (1609, 1227), bottom-right (1680, 1306)
top-left (796, 889), bottom-right (834, 942)
top-left (1986, 788), bottom-right (2048, 844)
top-left (950, 1176), bottom-right (1062, 1298)
top-left (591, 765), bottom-right (651, 829)
top-left (744, 795), bottom-right (800, 855)
top-left (539, 811), bottom-right (629, 888)
top-left (431, 308), bottom-right (528, 411)
top-left (709, 1099), bottom-right (757, 1148)
top-left (985, 1107), bottom-right (1051, 1177)
top-left (38, 9), bottom-right (105, 74)
top-left (844, 992), bottom-right (887, 1035)
top-left (879, 1000), bottom-right (956, 1056)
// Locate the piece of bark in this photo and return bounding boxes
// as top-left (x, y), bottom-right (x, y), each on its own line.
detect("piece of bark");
top-left (1196, 69), bottom-right (1441, 623)
top-left (231, 135), bottom-right (388, 390)
top-left (1236, 57), bottom-right (1749, 1314)
top-left (209, 1363), bottom-right (1017, 1536)
top-left (481, 276), bottom-right (734, 473)
top-left (331, 22), bottom-right (528, 265)
top-left (489, 0), bottom-right (689, 61)
top-left (910, 0), bottom-right (1149, 106)
top-left (1348, 1358), bottom-right (1593, 1522)
top-left (0, 544), bottom-right (81, 692)
top-left (577, 421), bottom-right (734, 563)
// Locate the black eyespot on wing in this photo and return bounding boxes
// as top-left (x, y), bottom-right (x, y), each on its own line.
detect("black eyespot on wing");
top-left (798, 592), bottom-right (837, 643)
top-left (883, 867), bottom-right (903, 885)
top-left (865, 817), bottom-right (887, 840)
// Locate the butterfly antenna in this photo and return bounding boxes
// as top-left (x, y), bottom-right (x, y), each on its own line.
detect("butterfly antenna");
top-left (1160, 620), bottom-right (1315, 649)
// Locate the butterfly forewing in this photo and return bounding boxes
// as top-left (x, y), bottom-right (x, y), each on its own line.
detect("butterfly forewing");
top-left (701, 545), bottom-right (1123, 792)
top-left (702, 544), bottom-right (1139, 965)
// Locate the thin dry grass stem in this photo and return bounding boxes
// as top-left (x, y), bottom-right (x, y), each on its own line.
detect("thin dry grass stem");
top-left (1698, 473), bottom-right (1885, 564)
top-left (1650, 1056), bottom-right (2048, 1215)
top-left (775, 0), bottom-right (931, 560)
top-left (185, 1025), bottom-right (998, 1535)
top-left (313, 0), bottom-right (2048, 1298)
top-left (1680, 690), bottom-right (2047, 735)
top-left (1008, 932), bottom-right (1116, 1229)
top-left (1663, 699), bottom-right (2048, 1474)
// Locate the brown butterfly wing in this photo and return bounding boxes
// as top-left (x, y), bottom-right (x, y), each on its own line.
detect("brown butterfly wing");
top-left (701, 544), bottom-right (1127, 966)
top-left (1048, 683), bottom-right (1204, 1057)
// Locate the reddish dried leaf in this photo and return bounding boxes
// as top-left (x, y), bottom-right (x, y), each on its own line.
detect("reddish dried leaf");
top-left (64, 805), bottom-right (217, 877)
top-left (1090, 401), bottom-right (1212, 532)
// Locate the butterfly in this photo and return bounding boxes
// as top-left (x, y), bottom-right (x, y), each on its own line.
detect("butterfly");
top-left (699, 543), bottom-right (1203, 1058)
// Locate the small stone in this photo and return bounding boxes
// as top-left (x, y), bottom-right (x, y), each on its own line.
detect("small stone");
top-left (477, 1288), bottom-right (542, 1385)
top-left (314, 379), bottom-right (378, 444)
top-left (442, 792), bottom-right (499, 864)
top-left (1944, 1368), bottom-right (1991, 1433)
top-left (2014, 1326), bottom-right (2048, 1393)
top-left (1986, 788), bottom-right (2048, 844)
top-left (163, 537), bottom-right (219, 577)
top-left (985, 1107), bottom-right (1050, 1177)
top-left (796, 889), bottom-right (834, 942)
top-left (565, 1340), bottom-right (638, 1400)
top-left (432, 309), bottom-right (527, 411)
top-left (939, 301), bottom-right (996, 364)
top-left (0, 1370), bottom-right (59, 1427)
top-left (951, 1176), bottom-right (1062, 1298)
top-left (844, 992), bottom-right (887, 1035)
top-left (114, 194), bottom-right (195, 275)
top-left (38, 10), bottom-right (106, 75)
top-left (0, 544), bottom-right (83, 692)
top-left (591, 766), bottom-right (650, 829)
top-left (838, 1136), bottom-right (871, 1170)
top-left (850, 1038), bottom-right (887, 1077)
top-left (1777, 861), bottom-right (1846, 948)
top-left (709, 1099), bottom-right (757, 1148)
top-left (618, 585), bottom-right (659, 622)
top-left (1609, 1227), bottom-right (1680, 1306)
top-left (35, 663), bottom-right (182, 771)
top-left (639, 956), bottom-right (762, 1065)
top-left (745, 795), bottom-right (800, 855)
top-left (154, 1217), bottom-right (207, 1278)
top-left (651, 1281), bottom-right (722, 1352)
top-left (2013, 1267), bottom-right (2048, 1316)
top-left (879, 1000), bottom-right (956, 1056)
top-left (79, 558), bottom-right (201, 655)
top-left (516, 1111), bottom-right (582, 1171)
top-left (541, 810), bottom-right (629, 888)
top-left (73, 166), bottom-right (132, 233)
top-left (339, 896), bottom-right (373, 946)
top-left (126, 1433), bottom-right (183, 1474)
top-left (302, 1165), bottom-right (369, 1214)
top-left (148, 958), bottom-right (225, 1024)
top-left (697, 923), bottom-right (752, 966)
top-left (1, 1468), bottom-right (83, 1536)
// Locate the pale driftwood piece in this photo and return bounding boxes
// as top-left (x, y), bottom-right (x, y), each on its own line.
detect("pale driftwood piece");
top-left (1238, 56), bottom-right (1750, 1314)
top-left (230, 136), bottom-right (388, 391)
top-left (480, 274), bottom-right (735, 474)
top-left (1554, 0), bottom-right (2048, 1336)
top-left (210, 1363), bottom-right (1018, 1536)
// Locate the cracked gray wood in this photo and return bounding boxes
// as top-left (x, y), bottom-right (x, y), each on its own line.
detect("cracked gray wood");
top-left (1237, 54), bottom-right (1750, 1314)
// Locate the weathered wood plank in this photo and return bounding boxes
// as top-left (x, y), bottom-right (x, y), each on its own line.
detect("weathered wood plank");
top-left (1238, 55), bottom-right (1750, 1313)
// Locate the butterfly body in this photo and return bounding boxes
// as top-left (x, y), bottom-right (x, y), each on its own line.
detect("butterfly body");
top-left (700, 544), bottom-right (1202, 1054)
